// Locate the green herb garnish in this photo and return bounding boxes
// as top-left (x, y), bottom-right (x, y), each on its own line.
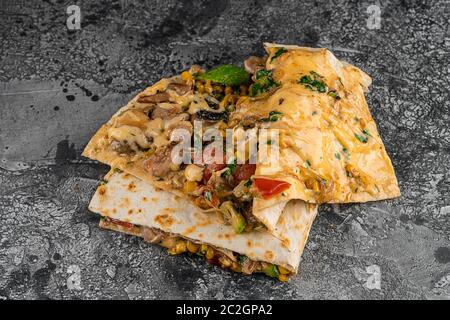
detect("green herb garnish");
top-left (196, 65), bottom-right (250, 86)
top-left (244, 180), bottom-right (252, 188)
top-left (221, 160), bottom-right (237, 178)
top-left (327, 91), bottom-right (341, 100)
top-left (238, 255), bottom-right (248, 264)
top-left (355, 129), bottom-right (370, 143)
top-left (271, 47), bottom-right (287, 62)
top-left (260, 110), bottom-right (284, 122)
top-left (299, 71), bottom-right (328, 93)
top-left (343, 147), bottom-right (350, 160)
top-left (355, 133), bottom-right (368, 143)
top-left (335, 153), bottom-right (341, 160)
top-left (249, 69), bottom-right (279, 97)
top-left (306, 160), bottom-right (311, 167)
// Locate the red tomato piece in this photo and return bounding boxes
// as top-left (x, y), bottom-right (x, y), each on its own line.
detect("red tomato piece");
top-left (201, 143), bottom-right (227, 184)
top-left (254, 178), bottom-right (291, 199)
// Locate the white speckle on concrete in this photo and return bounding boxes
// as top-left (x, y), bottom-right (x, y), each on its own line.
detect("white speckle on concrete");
top-left (106, 265), bottom-right (116, 278)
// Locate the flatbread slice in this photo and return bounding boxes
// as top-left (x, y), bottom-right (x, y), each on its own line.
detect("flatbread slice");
top-left (88, 170), bottom-right (318, 280)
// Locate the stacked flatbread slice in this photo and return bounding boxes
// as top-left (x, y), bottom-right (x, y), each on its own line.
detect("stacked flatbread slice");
top-left (84, 43), bottom-right (399, 280)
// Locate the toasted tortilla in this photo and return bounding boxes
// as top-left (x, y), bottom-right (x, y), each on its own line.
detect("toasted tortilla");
top-left (88, 170), bottom-right (317, 274)
top-left (233, 43), bottom-right (400, 221)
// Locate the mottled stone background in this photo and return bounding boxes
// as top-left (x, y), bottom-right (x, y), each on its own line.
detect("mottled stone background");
top-left (0, 0), bottom-right (449, 300)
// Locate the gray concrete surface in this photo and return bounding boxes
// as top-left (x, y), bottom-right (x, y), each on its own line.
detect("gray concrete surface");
top-left (0, 0), bottom-right (449, 300)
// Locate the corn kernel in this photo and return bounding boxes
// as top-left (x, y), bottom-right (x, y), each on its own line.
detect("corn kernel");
top-left (184, 181), bottom-right (197, 194)
top-left (168, 247), bottom-right (177, 255)
top-left (184, 164), bottom-right (203, 182)
top-left (181, 71), bottom-right (192, 82)
top-left (278, 266), bottom-right (290, 275)
top-left (186, 241), bottom-right (199, 253)
top-left (206, 247), bottom-right (215, 260)
top-left (196, 83), bottom-right (205, 93)
top-left (219, 256), bottom-right (232, 268)
top-left (205, 80), bottom-right (213, 94)
top-left (230, 262), bottom-right (242, 273)
top-left (278, 274), bottom-right (289, 282)
top-left (200, 244), bottom-right (208, 254)
top-left (175, 241), bottom-right (187, 254)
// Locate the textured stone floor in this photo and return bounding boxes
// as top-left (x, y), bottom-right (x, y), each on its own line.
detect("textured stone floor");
top-left (0, 0), bottom-right (449, 299)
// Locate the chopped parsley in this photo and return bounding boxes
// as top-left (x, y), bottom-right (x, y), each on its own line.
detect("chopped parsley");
top-left (306, 160), bottom-right (312, 167)
top-left (343, 147), bottom-right (350, 160)
top-left (99, 179), bottom-right (108, 186)
top-left (221, 160), bottom-right (237, 178)
top-left (299, 71), bottom-right (342, 100)
top-left (327, 90), bottom-right (341, 100)
top-left (271, 47), bottom-right (288, 62)
top-left (249, 69), bottom-right (279, 97)
top-left (238, 255), bottom-right (248, 264)
top-left (267, 139), bottom-right (274, 145)
top-left (299, 71), bottom-right (327, 93)
top-left (355, 129), bottom-right (370, 143)
top-left (260, 110), bottom-right (284, 122)
top-left (244, 179), bottom-right (253, 188)
top-left (335, 153), bottom-right (341, 160)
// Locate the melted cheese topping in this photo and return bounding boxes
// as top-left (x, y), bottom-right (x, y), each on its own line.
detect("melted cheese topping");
top-left (233, 44), bottom-right (399, 203)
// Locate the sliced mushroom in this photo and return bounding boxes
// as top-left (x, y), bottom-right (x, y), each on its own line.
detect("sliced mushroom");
top-left (137, 92), bottom-right (170, 104)
top-left (110, 140), bottom-right (134, 155)
top-left (244, 56), bottom-right (266, 74)
top-left (143, 146), bottom-right (176, 177)
top-left (142, 228), bottom-right (166, 243)
top-left (151, 105), bottom-right (182, 120)
top-left (167, 82), bottom-right (192, 95)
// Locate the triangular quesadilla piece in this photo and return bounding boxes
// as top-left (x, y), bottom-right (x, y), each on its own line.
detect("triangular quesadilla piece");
top-left (88, 170), bottom-right (317, 280)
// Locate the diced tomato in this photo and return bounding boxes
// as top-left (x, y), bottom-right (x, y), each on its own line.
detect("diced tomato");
top-left (233, 164), bottom-right (256, 183)
top-left (254, 178), bottom-right (291, 199)
top-left (201, 143), bottom-right (227, 184)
